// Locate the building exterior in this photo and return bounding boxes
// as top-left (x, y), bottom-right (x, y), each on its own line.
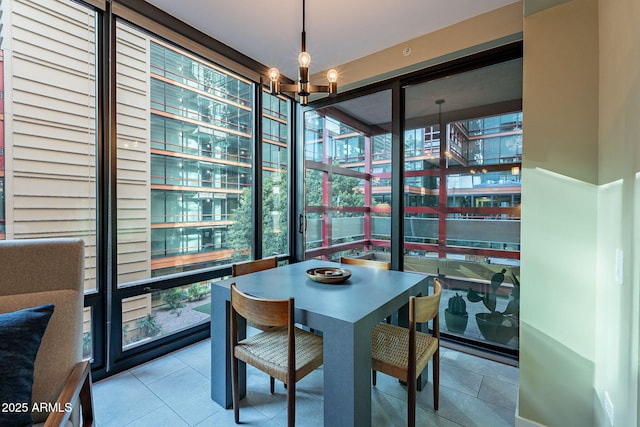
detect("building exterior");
top-left (116, 27), bottom-right (290, 283)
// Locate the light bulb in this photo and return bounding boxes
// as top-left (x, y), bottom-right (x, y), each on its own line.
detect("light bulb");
top-left (326, 69), bottom-right (338, 83)
top-left (298, 51), bottom-right (311, 67)
top-left (268, 67), bottom-right (280, 82)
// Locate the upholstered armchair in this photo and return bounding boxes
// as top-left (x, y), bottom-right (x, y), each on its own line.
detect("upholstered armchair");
top-left (0, 238), bottom-right (94, 427)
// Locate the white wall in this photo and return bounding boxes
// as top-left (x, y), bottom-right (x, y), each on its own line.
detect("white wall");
top-left (521, 0), bottom-right (640, 426)
top-left (595, 0), bottom-right (640, 426)
top-left (520, 0), bottom-right (599, 425)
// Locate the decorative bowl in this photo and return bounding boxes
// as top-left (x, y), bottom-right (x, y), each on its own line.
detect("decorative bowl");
top-left (306, 267), bottom-right (352, 284)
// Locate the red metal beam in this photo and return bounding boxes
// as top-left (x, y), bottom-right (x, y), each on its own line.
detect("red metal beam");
top-left (364, 135), bottom-right (372, 251)
top-left (304, 239), bottom-right (368, 259)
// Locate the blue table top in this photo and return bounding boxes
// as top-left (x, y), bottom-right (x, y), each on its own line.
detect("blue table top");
top-left (213, 259), bottom-right (429, 326)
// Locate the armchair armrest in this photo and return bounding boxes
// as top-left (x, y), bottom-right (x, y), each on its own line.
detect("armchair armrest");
top-left (44, 360), bottom-right (94, 427)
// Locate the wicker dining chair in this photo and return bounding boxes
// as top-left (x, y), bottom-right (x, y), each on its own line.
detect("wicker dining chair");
top-left (230, 283), bottom-right (324, 427)
top-left (370, 278), bottom-right (442, 427)
top-left (340, 256), bottom-right (393, 323)
top-left (231, 257), bottom-right (281, 391)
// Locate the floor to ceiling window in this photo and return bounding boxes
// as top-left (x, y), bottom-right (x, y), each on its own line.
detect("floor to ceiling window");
top-left (304, 56), bottom-right (522, 357)
top-left (0, 0), bottom-right (292, 374)
top-left (0, 0), bottom-right (99, 360)
top-left (261, 92), bottom-right (291, 258)
top-left (113, 19), bottom-right (291, 359)
top-left (403, 59), bottom-right (522, 354)
top-left (114, 21), bottom-right (252, 351)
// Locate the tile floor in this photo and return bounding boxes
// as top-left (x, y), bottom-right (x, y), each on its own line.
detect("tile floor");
top-left (93, 339), bottom-right (519, 426)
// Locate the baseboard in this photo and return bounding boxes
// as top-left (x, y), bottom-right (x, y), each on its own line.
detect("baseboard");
top-left (441, 340), bottom-right (519, 367)
top-left (516, 413), bottom-right (547, 427)
top-left (515, 391), bottom-right (547, 427)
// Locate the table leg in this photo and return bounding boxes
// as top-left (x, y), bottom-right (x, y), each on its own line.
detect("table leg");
top-left (322, 321), bottom-right (371, 427)
top-left (210, 286), bottom-right (245, 408)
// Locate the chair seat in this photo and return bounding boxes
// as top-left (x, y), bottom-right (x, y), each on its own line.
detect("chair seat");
top-left (235, 327), bottom-right (323, 384)
top-left (247, 321), bottom-right (285, 332)
top-left (371, 322), bottom-right (438, 382)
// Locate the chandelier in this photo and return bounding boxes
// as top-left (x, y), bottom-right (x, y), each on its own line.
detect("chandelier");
top-left (268, 0), bottom-right (338, 105)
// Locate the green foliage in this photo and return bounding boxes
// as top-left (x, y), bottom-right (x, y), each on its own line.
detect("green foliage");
top-left (227, 170), bottom-right (289, 260)
top-left (261, 171), bottom-right (289, 256)
top-left (82, 332), bottom-right (91, 357)
top-left (136, 314), bottom-right (161, 338)
top-left (447, 293), bottom-right (467, 315)
top-left (468, 284), bottom-right (498, 313)
top-left (163, 287), bottom-right (186, 316)
top-left (188, 282), bottom-right (208, 301)
top-left (503, 272), bottom-right (520, 317)
top-left (227, 186), bottom-right (253, 261)
top-left (467, 269), bottom-right (520, 322)
top-left (122, 324), bottom-right (130, 345)
top-left (227, 167), bottom-right (369, 259)
top-left (305, 168), bottom-right (365, 215)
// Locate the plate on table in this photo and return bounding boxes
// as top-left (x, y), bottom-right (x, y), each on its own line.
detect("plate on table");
top-left (306, 267), bottom-right (352, 284)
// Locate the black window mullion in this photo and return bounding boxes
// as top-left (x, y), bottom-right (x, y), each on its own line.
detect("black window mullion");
top-left (390, 81), bottom-right (404, 271)
top-left (253, 80), bottom-right (263, 260)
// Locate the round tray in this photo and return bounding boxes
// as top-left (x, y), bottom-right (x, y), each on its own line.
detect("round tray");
top-left (306, 267), bottom-right (352, 284)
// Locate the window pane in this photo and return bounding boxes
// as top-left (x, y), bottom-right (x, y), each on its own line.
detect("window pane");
top-left (0, 0), bottom-right (98, 293)
top-left (83, 307), bottom-right (93, 360)
top-left (403, 59), bottom-right (522, 353)
top-left (304, 90), bottom-right (391, 260)
top-left (262, 92), bottom-right (290, 258)
top-left (122, 280), bottom-right (215, 349)
top-left (116, 25), bottom-right (254, 283)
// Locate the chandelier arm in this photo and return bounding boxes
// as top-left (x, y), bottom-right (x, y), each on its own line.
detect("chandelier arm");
top-left (278, 83), bottom-right (299, 93)
top-left (306, 84), bottom-right (330, 93)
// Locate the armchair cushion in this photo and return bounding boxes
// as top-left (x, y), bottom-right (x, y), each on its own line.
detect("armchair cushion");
top-left (0, 304), bottom-right (54, 427)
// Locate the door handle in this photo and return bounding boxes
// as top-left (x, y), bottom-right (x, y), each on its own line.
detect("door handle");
top-left (298, 213), bottom-right (306, 234)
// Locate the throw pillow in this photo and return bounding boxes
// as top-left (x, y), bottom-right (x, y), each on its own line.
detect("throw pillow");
top-left (0, 304), bottom-right (54, 427)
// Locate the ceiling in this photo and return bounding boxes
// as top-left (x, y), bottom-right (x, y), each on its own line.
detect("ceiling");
top-left (143, 0), bottom-right (519, 82)
top-left (142, 0), bottom-right (522, 130)
top-left (326, 58), bottom-right (523, 130)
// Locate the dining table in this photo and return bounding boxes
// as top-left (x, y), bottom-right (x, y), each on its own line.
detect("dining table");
top-left (210, 258), bottom-right (431, 427)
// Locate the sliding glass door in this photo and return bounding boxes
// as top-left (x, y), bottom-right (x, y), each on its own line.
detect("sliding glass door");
top-left (403, 59), bottom-right (522, 353)
top-left (303, 56), bottom-right (522, 356)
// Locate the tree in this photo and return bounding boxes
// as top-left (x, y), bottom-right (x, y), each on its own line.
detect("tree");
top-left (227, 168), bottom-right (368, 260)
top-left (226, 185), bottom-right (252, 261)
top-left (262, 170), bottom-right (289, 257)
top-left (305, 169), bottom-right (365, 215)
top-left (227, 170), bottom-right (289, 260)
